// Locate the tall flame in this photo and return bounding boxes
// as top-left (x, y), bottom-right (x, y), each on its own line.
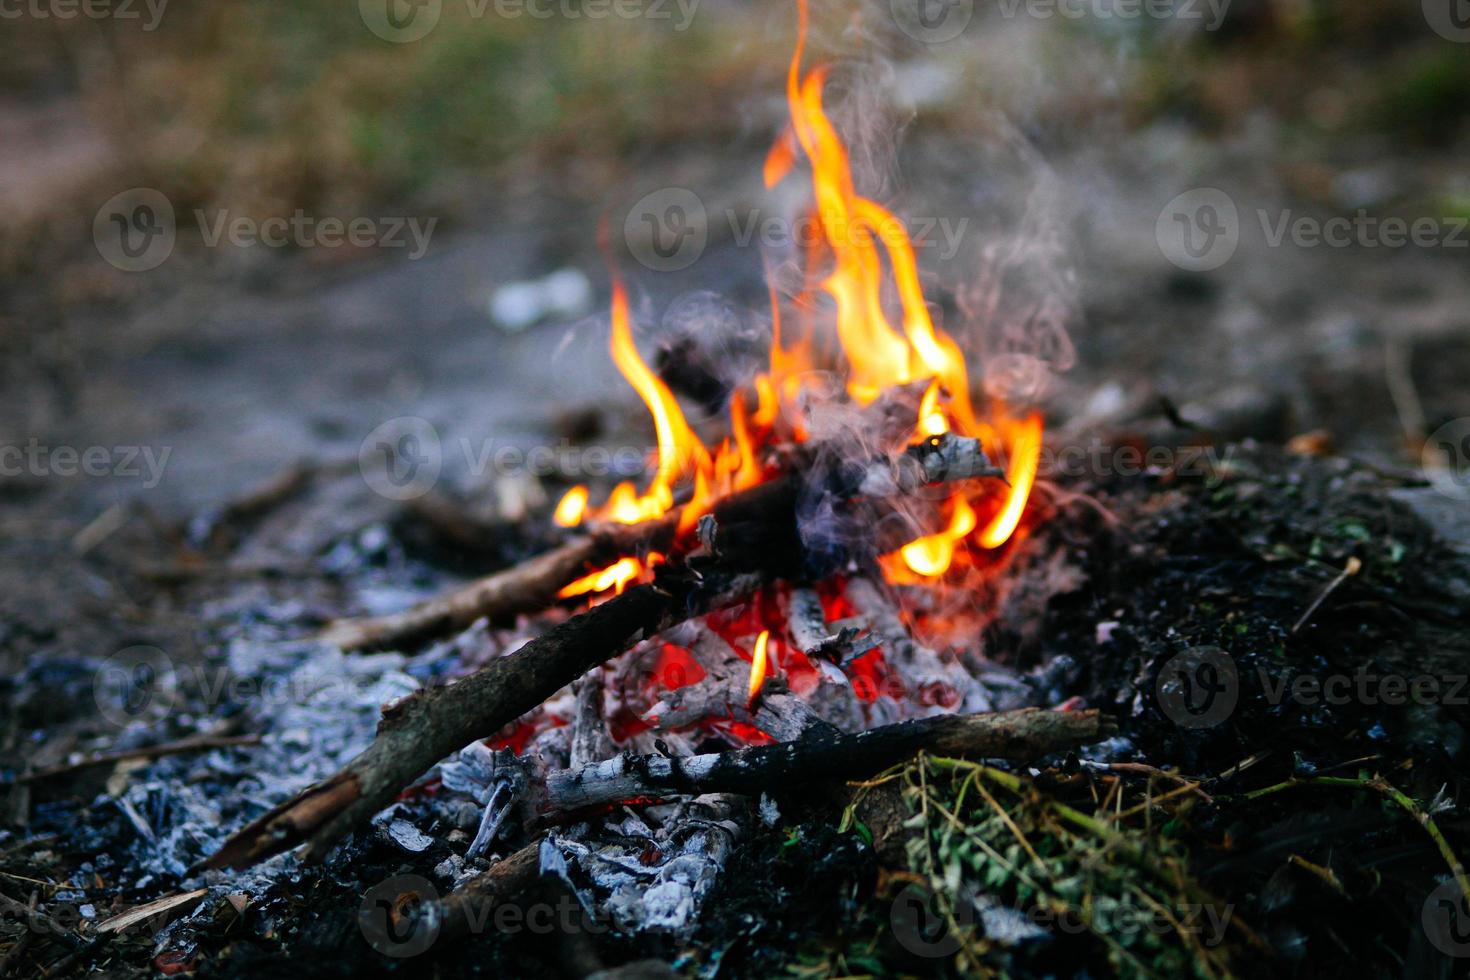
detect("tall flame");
top-left (548, 0), bottom-right (1043, 596)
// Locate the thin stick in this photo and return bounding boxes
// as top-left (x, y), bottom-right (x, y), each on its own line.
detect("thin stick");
top-left (1242, 773), bottom-right (1470, 907)
top-left (10, 735), bottom-right (261, 785)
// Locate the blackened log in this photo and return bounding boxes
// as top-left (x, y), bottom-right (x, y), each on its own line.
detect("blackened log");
top-left (541, 707), bottom-right (1113, 811)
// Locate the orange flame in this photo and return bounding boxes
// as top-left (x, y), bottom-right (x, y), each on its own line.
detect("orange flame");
top-left (895, 496), bottom-right (978, 577)
top-left (979, 413), bottom-right (1043, 548)
top-left (553, 486), bottom-right (588, 527)
top-left (566, 0), bottom-right (1043, 593)
top-left (558, 557), bottom-right (645, 599)
top-left (747, 629), bottom-right (770, 703)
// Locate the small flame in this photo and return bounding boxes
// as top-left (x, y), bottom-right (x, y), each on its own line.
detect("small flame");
top-left (918, 380), bottom-right (948, 437)
top-left (558, 553), bottom-right (663, 599)
top-left (553, 486), bottom-right (588, 527)
top-left (747, 629), bottom-right (770, 703)
top-left (893, 496), bottom-right (978, 577)
top-left (979, 413), bottom-right (1043, 549)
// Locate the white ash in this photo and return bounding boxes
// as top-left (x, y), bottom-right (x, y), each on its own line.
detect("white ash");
top-left (544, 795), bottom-right (747, 936)
top-left (385, 818), bottom-right (434, 853)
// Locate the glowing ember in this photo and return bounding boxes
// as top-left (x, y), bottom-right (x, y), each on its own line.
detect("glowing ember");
top-left (747, 630), bottom-right (771, 703)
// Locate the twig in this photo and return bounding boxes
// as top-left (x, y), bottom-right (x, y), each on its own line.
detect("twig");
top-left (1384, 337), bottom-right (1426, 449)
top-left (10, 735), bottom-right (261, 785)
top-left (1241, 773), bottom-right (1470, 907)
top-left (1291, 556), bottom-right (1362, 634)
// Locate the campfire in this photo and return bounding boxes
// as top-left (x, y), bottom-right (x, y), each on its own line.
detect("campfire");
top-left (195, 0), bottom-right (1110, 945)
top-left (10, 1), bottom-right (1470, 976)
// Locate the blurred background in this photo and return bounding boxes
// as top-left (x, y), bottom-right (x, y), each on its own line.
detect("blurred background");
top-left (1, 0), bottom-right (1467, 524)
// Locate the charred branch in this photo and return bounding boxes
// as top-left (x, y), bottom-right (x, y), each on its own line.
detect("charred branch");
top-left (540, 707), bottom-right (1113, 811)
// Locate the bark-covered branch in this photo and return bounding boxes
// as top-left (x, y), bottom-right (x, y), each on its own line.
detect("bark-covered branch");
top-left (541, 708), bottom-right (1114, 811)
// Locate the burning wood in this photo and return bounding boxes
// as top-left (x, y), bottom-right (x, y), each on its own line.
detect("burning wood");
top-left (321, 430), bottom-right (1002, 653)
